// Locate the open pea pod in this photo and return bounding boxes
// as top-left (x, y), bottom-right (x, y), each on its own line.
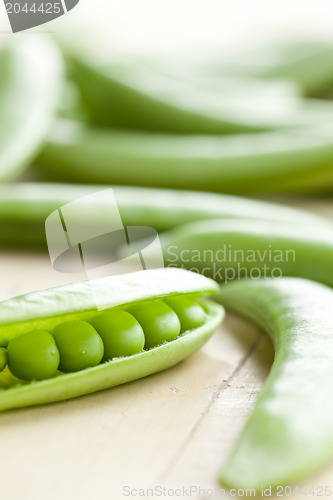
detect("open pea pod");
top-left (0, 268), bottom-right (223, 412)
top-left (215, 278), bottom-right (333, 489)
top-left (0, 38), bottom-right (62, 182)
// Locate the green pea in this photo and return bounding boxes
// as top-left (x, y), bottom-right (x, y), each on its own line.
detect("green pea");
top-left (52, 320), bottom-right (104, 373)
top-left (166, 297), bottom-right (206, 332)
top-left (0, 348), bottom-right (7, 373)
top-left (129, 301), bottom-right (181, 349)
top-left (90, 310), bottom-right (145, 360)
top-left (7, 330), bottom-right (60, 381)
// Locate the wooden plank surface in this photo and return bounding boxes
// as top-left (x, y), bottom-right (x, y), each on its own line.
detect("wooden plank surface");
top-left (0, 200), bottom-right (332, 500)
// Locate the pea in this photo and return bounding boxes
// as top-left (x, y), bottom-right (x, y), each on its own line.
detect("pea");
top-left (52, 320), bottom-right (104, 373)
top-left (166, 297), bottom-right (206, 332)
top-left (7, 330), bottom-right (60, 381)
top-left (0, 348), bottom-right (7, 373)
top-left (129, 301), bottom-right (181, 349)
top-left (90, 310), bottom-right (145, 360)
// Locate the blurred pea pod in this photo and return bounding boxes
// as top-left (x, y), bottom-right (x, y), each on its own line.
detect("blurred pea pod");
top-left (157, 218), bottom-right (333, 286)
top-left (64, 47), bottom-right (333, 133)
top-left (0, 183), bottom-right (331, 248)
top-left (65, 50), bottom-right (333, 133)
top-left (0, 38), bottom-right (63, 182)
top-left (216, 40), bottom-right (333, 97)
top-left (35, 120), bottom-right (333, 194)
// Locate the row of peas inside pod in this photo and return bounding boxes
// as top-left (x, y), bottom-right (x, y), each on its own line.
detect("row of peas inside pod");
top-left (0, 297), bottom-right (207, 382)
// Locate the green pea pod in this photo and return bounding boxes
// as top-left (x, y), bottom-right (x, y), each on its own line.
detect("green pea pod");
top-left (0, 183), bottom-right (330, 249)
top-left (0, 38), bottom-right (62, 182)
top-left (158, 218), bottom-right (333, 286)
top-left (218, 40), bottom-right (333, 96)
top-left (66, 49), bottom-right (333, 132)
top-left (0, 268), bottom-right (223, 412)
top-left (35, 120), bottom-right (333, 193)
top-left (145, 41), bottom-right (333, 97)
top-left (214, 277), bottom-right (333, 489)
top-left (67, 52), bottom-right (308, 134)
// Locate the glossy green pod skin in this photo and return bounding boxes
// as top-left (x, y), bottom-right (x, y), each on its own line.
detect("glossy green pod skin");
top-left (214, 278), bottom-right (333, 489)
top-left (0, 38), bottom-right (62, 182)
top-left (0, 268), bottom-right (224, 412)
top-left (36, 120), bottom-right (333, 194)
top-left (0, 183), bottom-right (330, 249)
top-left (159, 218), bottom-right (333, 286)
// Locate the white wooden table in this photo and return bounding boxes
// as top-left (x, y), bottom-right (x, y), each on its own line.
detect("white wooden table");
top-left (0, 199), bottom-right (332, 500)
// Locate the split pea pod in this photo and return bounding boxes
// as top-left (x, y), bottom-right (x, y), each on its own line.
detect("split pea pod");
top-left (0, 38), bottom-right (62, 182)
top-left (214, 278), bottom-right (333, 489)
top-left (158, 218), bottom-right (333, 286)
top-left (35, 120), bottom-right (333, 194)
top-left (0, 268), bottom-right (223, 412)
top-left (0, 183), bottom-right (331, 249)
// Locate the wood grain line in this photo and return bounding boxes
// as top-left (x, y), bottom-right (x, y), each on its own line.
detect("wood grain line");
top-left (157, 330), bottom-right (266, 483)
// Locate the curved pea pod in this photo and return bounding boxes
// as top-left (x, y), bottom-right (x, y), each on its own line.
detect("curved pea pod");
top-left (0, 268), bottom-right (224, 412)
top-left (65, 49), bottom-right (333, 132)
top-left (0, 182), bottom-right (331, 249)
top-left (36, 120), bottom-right (333, 194)
top-left (0, 38), bottom-right (62, 182)
top-left (219, 40), bottom-right (333, 96)
top-left (66, 52), bottom-right (306, 134)
top-left (158, 218), bottom-right (333, 286)
top-left (214, 278), bottom-right (333, 489)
